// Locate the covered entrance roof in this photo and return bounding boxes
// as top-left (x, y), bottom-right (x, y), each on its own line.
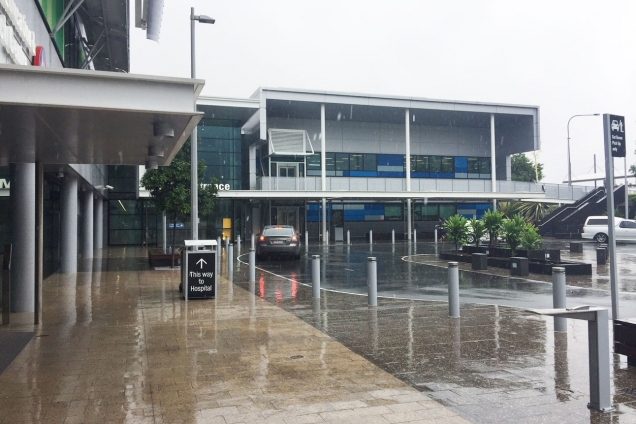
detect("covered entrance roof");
top-left (0, 64), bottom-right (204, 166)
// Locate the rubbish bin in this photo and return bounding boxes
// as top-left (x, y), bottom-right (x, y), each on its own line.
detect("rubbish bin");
top-left (181, 240), bottom-right (218, 300)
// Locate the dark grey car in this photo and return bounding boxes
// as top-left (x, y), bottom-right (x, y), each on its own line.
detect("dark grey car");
top-left (256, 225), bottom-right (301, 260)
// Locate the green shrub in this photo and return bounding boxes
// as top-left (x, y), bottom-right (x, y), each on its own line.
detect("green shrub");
top-left (520, 223), bottom-right (542, 250)
top-left (501, 214), bottom-right (526, 255)
top-left (444, 215), bottom-right (469, 251)
top-left (482, 209), bottom-right (504, 248)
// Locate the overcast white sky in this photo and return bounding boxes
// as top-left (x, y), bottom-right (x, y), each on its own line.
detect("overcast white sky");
top-left (130, 0), bottom-right (636, 185)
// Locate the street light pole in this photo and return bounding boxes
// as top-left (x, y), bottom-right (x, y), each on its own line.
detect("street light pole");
top-left (190, 8), bottom-right (215, 240)
top-left (567, 113), bottom-right (600, 186)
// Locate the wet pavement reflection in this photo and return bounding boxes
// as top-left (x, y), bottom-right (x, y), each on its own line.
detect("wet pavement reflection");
top-left (237, 240), bottom-right (636, 423)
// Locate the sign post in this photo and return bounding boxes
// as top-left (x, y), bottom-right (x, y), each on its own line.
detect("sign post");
top-left (603, 114), bottom-right (625, 320)
top-left (182, 240), bottom-right (217, 301)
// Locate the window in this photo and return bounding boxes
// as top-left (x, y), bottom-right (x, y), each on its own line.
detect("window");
top-left (439, 204), bottom-right (457, 219)
top-left (364, 154), bottom-right (377, 171)
top-left (351, 154), bottom-right (364, 171)
top-left (467, 157), bottom-right (480, 174)
top-left (335, 153), bottom-right (350, 172)
top-left (417, 156), bottom-right (429, 173)
top-left (384, 204), bottom-right (403, 221)
top-left (479, 158), bottom-right (491, 175)
top-left (307, 154), bottom-right (321, 176)
top-left (441, 157), bottom-right (454, 173)
top-left (414, 204), bottom-right (439, 220)
top-left (325, 153), bottom-right (335, 174)
top-left (619, 221), bottom-right (636, 228)
top-left (429, 156), bottom-right (442, 173)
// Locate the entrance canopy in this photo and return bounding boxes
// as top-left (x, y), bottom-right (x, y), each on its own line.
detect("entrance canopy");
top-left (0, 64), bottom-right (204, 166)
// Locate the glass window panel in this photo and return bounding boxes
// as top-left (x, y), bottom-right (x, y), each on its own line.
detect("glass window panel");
top-left (429, 156), bottom-right (442, 173)
top-left (363, 154), bottom-right (376, 171)
top-left (421, 205), bottom-right (439, 220)
top-left (467, 157), bottom-right (480, 174)
top-left (441, 157), bottom-right (454, 173)
top-left (325, 153), bottom-right (335, 171)
top-left (409, 155), bottom-right (416, 172)
top-left (439, 204), bottom-right (456, 219)
top-left (335, 153), bottom-right (350, 171)
top-left (479, 158), bottom-right (491, 174)
top-left (384, 204), bottom-right (402, 221)
top-left (351, 154), bottom-right (364, 171)
top-left (417, 156), bottom-right (429, 173)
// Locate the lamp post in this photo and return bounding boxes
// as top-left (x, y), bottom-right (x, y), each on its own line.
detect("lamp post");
top-left (567, 113), bottom-right (600, 186)
top-left (190, 8), bottom-right (215, 240)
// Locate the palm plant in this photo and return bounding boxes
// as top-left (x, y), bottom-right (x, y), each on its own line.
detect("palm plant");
top-left (444, 215), bottom-right (469, 252)
top-left (482, 209), bottom-right (505, 248)
top-left (520, 223), bottom-right (542, 250)
top-left (468, 218), bottom-right (486, 247)
top-left (501, 214), bottom-right (526, 255)
top-left (515, 202), bottom-right (552, 223)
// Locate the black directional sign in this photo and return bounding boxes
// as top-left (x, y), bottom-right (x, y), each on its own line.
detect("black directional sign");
top-left (606, 114), bottom-right (626, 157)
top-left (187, 251), bottom-right (216, 299)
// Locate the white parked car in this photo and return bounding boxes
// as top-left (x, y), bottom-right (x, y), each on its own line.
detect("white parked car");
top-left (581, 216), bottom-right (636, 242)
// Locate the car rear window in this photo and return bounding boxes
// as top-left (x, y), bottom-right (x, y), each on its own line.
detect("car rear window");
top-left (263, 227), bottom-right (294, 236)
top-left (586, 218), bottom-right (607, 226)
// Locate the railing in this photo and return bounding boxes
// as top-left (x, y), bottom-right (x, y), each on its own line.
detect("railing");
top-left (256, 176), bottom-right (593, 201)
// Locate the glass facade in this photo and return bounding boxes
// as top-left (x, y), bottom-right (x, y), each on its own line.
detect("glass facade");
top-left (306, 152), bottom-right (491, 179)
top-left (38, 0), bottom-right (65, 58)
top-left (108, 200), bottom-right (162, 246)
top-left (198, 119), bottom-right (242, 190)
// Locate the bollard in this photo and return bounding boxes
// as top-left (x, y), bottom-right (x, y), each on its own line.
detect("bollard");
top-left (305, 231), bottom-right (309, 251)
top-left (237, 234), bottom-right (241, 251)
top-left (367, 257), bottom-right (377, 306)
top-left (448, 262), bottom-right (460, 318)
top-left (369, 230), bottom-right (373, 245)
top-left (312, 255), bottom-right (321, 298)
top-left (434, 228), bottom-right (438, 244)
top-left (227, 243), bottom-right (233, 274)
top-left (414, 229), bottom-right (417, 244)
top-left (596, 248), bottom-right (607, 266)
top-left (552, 267), bottom-right (567, 332)
top-left (392, 229), bottom-right (395, 244)
top-left (251, 234), bottom-right (255, 250)
top-left (249, 248), bottom-right (255, 282)
top-left (216, 236), bottom-right (222, 271)
top-left (326, 231), bottom-right (329, 245)
top-left (225, 236), bottom-right (229, 251)
top-left (570, 242), bottom-right (583, 253)
top-left (347, 230), bottom-right (350, 245)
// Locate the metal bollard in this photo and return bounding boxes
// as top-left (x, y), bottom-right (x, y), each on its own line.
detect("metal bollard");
top-left (434, 228), bottom-right (438, 244)
top-left (312, 255), bottom-right (320, 298)
top-left (305, 231), bottom-right (309, 251)
top-left (347, 230), bottom-right (350, 245)
top-left (216, 236), bottom-right (222, 270)
top-left (237, 234), bottom-right (241, 251)
top-left (326, 231), bottom-right (329, 245)
top-left (249, 248), bottom-right (255, 282)
top-left (367, 257), bottom-right (377, 306)
top-left (448, 262), bottom-right (460, 318)
top-left (227, 243), bottom-right (233, 274)
top-left (392, 229), bottom-right (395, 244)
top-left (225, 236), bottom-right (229, 251)
top-left (227, 243), bottom-right (234, 282)
top-left (414, 229), bottom-right (417, 244)
top-left (552, 267), bottom-right (567, 332)
top-left (369, 230), bottom-right (373, 245)
top-left (251, 234), bottom-right (255, 250)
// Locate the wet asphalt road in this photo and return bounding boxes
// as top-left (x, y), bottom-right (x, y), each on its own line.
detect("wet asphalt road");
top-left (238, 240), bottom-right (636, 316)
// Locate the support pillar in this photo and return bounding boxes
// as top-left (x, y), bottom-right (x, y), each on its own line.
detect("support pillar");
top-left (407, 199), bottom-right (412, 241)
top-left (81, 190), bottom-right (93, 259)
top-left (94, 197), bottom-right (103, 249)
top-left (60, 174), bottom-right (78, 274)
top-left (9, 163), bottom-right (35, 312)
top-left (490, 113), bottom-right (497, 211)
top-left (405, 109), bottom-right (412, 241)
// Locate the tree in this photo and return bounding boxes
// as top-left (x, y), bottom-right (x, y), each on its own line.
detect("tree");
top-left (482, 209), bottom-right (505, 248)
top-left (511, 153), bottom-right (544, 182)
top-left (444, 215), bottom-right (469, 251)
top-left (141, 139), bottom-right (218, 266)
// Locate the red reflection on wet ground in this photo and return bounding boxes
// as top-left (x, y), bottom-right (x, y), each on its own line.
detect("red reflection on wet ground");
top-left (291, 272), bottom-right (297, 302)
top-left (259, 276), bottom-right (265, 299)
top-left (275, 289), bottom-right (282, 303)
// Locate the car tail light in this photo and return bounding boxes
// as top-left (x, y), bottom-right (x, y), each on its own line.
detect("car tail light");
top-left (259, 235), bottom-right (265, 241)
top-left (291, 235), bottom-right (297, 242)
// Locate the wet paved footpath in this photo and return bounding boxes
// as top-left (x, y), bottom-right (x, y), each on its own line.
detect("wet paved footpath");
top-left (235, 241), bottom-right (636, 423)
top-left (0, 247), bottom-right (465, 424)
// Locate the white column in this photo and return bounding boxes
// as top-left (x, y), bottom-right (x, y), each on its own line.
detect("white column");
top-left (405, 109), bottom-right (412, 240)
top-left (506, 155), bottom-right (512, 181)
top-left (60, 174), bottom-right (78, 274)
top-left (162, 213), bottom-right (167, 252)
top-left (490, 113), bottom-right (497, 211)
top-left (249, 144), bottom-right (257, 190)
top-left (93, 197), bottom-right (103, 249)
top-left (81, 190), bottom-right (93, 259)
top-left (321, 103), bottom-right (327, 244)
top-left (9, 163), bottom-right (35, 312)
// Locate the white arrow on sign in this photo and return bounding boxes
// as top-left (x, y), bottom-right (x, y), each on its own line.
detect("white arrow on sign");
top-left (196, 258), bottom-right (207, 269)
